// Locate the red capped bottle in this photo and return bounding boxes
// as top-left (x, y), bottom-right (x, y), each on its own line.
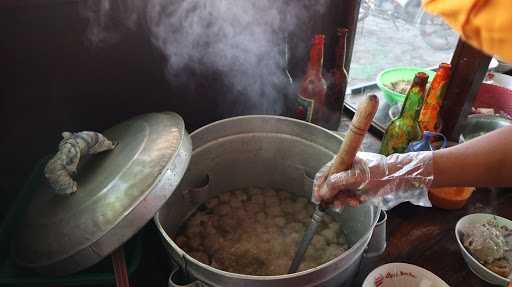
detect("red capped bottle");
top-left (380, 72), bottom-right (429, 155)
top-left (324, 27), bottom-right (349, 130)
top-left (418, 63), bottom-right (452, 132)
top-left (295, 34), bottom-right (327, 124)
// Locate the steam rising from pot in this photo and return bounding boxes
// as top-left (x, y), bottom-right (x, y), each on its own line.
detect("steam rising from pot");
top-left (80, 0), bottom-right (329, 115)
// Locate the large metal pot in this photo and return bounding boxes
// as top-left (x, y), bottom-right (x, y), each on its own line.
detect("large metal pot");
top-left (154, 116), bottom-right (384, 287)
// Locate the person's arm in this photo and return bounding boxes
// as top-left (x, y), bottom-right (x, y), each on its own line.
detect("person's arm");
top-left (314, 126), bottom-right (512, 208)
top-left (433, 126), bottom-right (512, 188)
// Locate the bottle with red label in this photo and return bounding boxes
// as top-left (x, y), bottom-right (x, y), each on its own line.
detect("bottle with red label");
top-left (324, 27), bottom-right (349, 130)
top-left (418, 63), bottom-right (452, 132)
top-left (295, 34), bottom-right (327, 124)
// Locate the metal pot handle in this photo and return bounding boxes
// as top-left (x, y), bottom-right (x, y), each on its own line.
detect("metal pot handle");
top-left (364, 210), bottom-right (387, 258)
top-left (44, 131), bottom-right (116, 195)
top-left (168, 265), bottom-right (208, 287)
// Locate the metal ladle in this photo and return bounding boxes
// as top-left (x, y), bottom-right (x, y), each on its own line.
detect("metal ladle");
top-left (288, 94), bottom-right (379, 273)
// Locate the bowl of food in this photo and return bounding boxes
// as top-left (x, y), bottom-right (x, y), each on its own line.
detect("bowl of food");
top-left (455, 213), bottom-right (512, 285)
top-left (362, 263), bottom-right (449, 287)
top-left (377, 67), bottom-right (435, 105)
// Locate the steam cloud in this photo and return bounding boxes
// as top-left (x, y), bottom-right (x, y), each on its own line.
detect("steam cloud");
top-left (81, 0), bottom-right (329, 115)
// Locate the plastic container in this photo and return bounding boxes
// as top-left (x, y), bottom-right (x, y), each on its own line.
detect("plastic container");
top-left (474, 82), bottom-right (512, 118)
top-left (0, 157), bottom-right (143, 286)
top-left (428, 187), bottom-right (475, 210)
top-left (377, 67), bottom-right (435, 105)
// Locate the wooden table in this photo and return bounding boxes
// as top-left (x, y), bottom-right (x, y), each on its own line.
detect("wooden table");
top-left (353, 187), bottom-right (512, 286)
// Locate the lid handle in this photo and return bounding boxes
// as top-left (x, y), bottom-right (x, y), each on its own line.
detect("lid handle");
top-left (44, 131), bottom-right (116, 195)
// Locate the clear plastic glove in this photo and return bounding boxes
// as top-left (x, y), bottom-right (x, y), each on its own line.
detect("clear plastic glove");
top-left (313, 151), bottom-right (434, 210)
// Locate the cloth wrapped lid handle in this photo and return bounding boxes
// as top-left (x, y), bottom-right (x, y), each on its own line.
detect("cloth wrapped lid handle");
top-left (44, 131), bottom-right (117, 195)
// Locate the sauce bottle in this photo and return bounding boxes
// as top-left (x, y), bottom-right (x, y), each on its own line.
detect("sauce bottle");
top-left (380, 72), bottom-right (429, 155)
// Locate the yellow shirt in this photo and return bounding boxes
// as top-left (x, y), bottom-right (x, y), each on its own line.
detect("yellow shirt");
top-left (423, 0), bottom-right (512, 63)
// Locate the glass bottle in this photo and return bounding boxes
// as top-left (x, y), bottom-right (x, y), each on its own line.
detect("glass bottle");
top-left (277, 34), bottom-right (295, 117)
top-left (323, 27), bottom-right (350, 130)
top-left (418, 63), bottom-right (452, 132)
top-left (295, 34), bottom-right (327, 123)
top-left (380, 72), bottom-right (429, 156)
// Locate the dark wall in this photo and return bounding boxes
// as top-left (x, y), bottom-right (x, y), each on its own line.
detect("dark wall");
top-left (1, 0), bottom-right (347, 214)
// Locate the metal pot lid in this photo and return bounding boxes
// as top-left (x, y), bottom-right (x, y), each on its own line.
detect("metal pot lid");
top-left (14, 112), bottom-right (191, 275)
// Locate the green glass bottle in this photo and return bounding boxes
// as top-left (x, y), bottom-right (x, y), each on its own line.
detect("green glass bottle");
top-left (380, 72), bottom-right (429, 155)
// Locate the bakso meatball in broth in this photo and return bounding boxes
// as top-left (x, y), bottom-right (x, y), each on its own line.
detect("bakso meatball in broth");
top-left (173, 187), bottom-right (349, 276)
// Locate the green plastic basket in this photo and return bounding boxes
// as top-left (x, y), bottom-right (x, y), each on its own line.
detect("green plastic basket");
top-left (377, 67), bottom-right (436, 105)
top-left (0, 157), bottom-right (143, 286)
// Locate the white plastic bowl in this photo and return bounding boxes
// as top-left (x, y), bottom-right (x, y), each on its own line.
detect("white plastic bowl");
top-left (455, 213), bottom-right (512, 286)
top-left (362, 263), bottom-right (448, 287)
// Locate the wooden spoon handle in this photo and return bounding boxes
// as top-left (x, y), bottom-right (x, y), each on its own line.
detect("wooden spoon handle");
top-left (328, 94), bottom-right (379, 175)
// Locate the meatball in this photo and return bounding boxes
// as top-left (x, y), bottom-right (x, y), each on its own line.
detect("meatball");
top-left (288, 222), bottom-right (305, 234)
top-left (276, 190), bottom-right (291, 201)
top-left (188, 212), bottom-right (209, 227)
top-left (285, 231), bottom-right (302, 247)
top-left (187, 235), bottom-right (204, 252)
top-left (323, 244), bottom-right (345, 262)
top-left (203, 234), bottom-right (225, 254)
top-left (204, 219), bottom-right (218, 237)
top-left (244, 202), bottom-right (260, 216)
top-left (327, 222), bottom-right (339, 231)
top-left (296, 208), bottom-right (312, 224)
top-left (184, 224), bottom-right (202, 238)
top-left (189, 251), bottom-right (210, 265)
top-left (267, 257), bottom-right (290, 276)
top-left (230, 198), bottom-right (243, 209)
top-left (296, 197), bottom-right (308, 207)
top-left (233, 208), bottom-right (249, 223)
top-left (247, 187), bottom-right (263, 197)
top-left (250, 194), bottom-right (265, 205)
top-left (338, 233), bottom-right (349, 249)
top-left (215, 203), bottom-right (232, 216)
top-left (266, 206), bottom-right (284, 217)
top-left (304, 245), bottom-right (323, 262)
top-left (252, 223), bottom-right (267, 234)
top-left (281, 199), bottom-right (296, 215)
top-left (320, 228), bottom-right (338, 244)
top-left (273, 216), bottom-right (287, 227)
top-left (292, 200), bottom-right (308, 214)
top-left (261, 226), bottom-right (280, 243)
top-left (219, 216), bottom-right (238, 234)
top-left (264, 196), bottom-right (280, 208)
top-left (233, 190), bottom-right (248, 202)
top-left (256, 212), bottom-right (267, 224)
top-left (221, 191), bottom-right (236, 203)
top-left (324, 214), bottom-right (335, 225)
top-left (263, 187), bottom-right (277, 197)
top-left (206, 197), bottom-right (220, 209)
top-left (311, 235), bottom-right (327, 250)
top-left (305, 204), bottom-right (314, 215)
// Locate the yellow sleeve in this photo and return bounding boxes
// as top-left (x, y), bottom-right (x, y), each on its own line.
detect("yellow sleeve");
top-left (422, 0), bottom-right (512, 63)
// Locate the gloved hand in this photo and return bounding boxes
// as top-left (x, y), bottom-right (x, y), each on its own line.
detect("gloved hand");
top-left (313, 151), bottom-right (434, 210)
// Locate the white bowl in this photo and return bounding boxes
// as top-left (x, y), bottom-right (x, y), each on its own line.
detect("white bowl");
top-left (455, 213), bottom-right (512, 286)
top-left (362, 263), bottom-right (448, 287)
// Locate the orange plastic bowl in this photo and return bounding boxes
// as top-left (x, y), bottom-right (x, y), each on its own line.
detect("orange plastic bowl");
top-left (429, 187), bottom-right (475, 210)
